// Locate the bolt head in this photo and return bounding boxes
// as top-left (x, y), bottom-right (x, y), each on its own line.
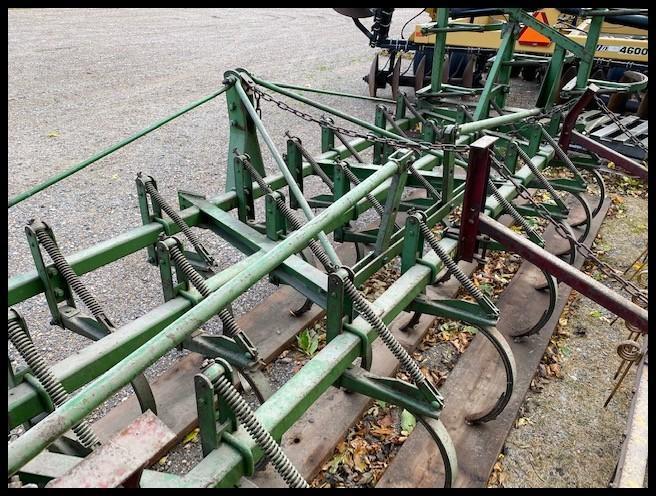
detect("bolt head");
top-left (48, 267), bottom-right (58, 277)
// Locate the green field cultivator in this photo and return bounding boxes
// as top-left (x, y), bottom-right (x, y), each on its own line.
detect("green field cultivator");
top-left (7, 8), bottom-right (648, 489)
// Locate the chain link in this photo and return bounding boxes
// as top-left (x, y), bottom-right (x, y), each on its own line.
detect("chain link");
top-left (487, 149), bottom-right (648, 307)
top-left (246, 82), bottom-right (469, 155)
top-left (244, 80), bottom-right (646, 307)
top-left (593, 93), bottom-right (648, 156)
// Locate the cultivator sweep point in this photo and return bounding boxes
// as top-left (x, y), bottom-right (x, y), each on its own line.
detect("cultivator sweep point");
top-left (8, 8), bottom-right (648, 489)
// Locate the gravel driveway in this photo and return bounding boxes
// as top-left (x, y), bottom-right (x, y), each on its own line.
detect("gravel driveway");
top-left (8, 7), bottom-right (426, 415)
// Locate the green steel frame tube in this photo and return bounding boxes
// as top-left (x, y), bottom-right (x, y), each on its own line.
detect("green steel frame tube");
top-left (430, 9), bottom-right (450, 93)
top-left (8, 251), bottom-right (261, 429)
top-left (231, 75), bottom-right (341, 266)
top-left (269, 81), bottom-right (396, 104)
top-left (8, 137), bottom-right (558, 478)
top-left (8, 85), bottom-right (229, 209)
top-left (247, 73), bottom-right (453, 163)
top-left (8, 135), bottom-right (373, 307)
top-left (180, 254), bottom-right (445, 487)
top-left (7, 157), bottom-right (405, 476)
top-left (458, 108), bottom-right (542, 135)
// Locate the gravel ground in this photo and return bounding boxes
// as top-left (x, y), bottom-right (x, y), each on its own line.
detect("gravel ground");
top-left (499, 195), bottom-right (648, 488)
top-left (8, 7), bottom-right (426, 416)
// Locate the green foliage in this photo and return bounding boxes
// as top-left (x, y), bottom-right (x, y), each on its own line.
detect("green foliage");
top-left (479, 283), bottom-right (494, 296)
top-left (400, 409), bottom-right (416, 435)
top-left (296, 328), bottom-right (319, 357)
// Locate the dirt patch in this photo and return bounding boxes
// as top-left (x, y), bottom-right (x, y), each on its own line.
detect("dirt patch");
top-left (493, 194), bottom-right (648, 488)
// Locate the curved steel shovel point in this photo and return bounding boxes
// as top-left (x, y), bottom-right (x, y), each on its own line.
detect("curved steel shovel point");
top-left (510, 266), bottom-right (558, 338)
top-left (369, 53), bottom-right (380, 98)
top-left (417, 416), bottom-right (459, 488)
top-left (414, 54), bottom-right (426, 93)
top-left (391, 56), bottom-right (402, 100)
top-left (464, 325), bottom-right (516, 425)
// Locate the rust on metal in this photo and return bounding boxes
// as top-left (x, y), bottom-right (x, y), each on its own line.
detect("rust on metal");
top-left (570, 130), bottom-right (648, 181)
top-left (458, 135), bottom-right (496, 262)
top-left (478, 213), bottom-right (648, 333)
top-left (46, 410), bottom-right (175, 488)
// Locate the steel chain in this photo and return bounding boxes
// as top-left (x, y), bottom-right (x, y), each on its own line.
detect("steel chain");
top-left (246, 82), bottom-right (470, 155)
top-left (487, 150), bottom-right (648, 307)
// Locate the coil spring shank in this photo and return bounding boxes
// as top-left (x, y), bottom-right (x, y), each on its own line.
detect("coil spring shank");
top-left (35, 229), bottom-right (112, 327)
top-left (338, 162), bottom-right (386, 217)
top-left (514, 146), bottom-right (563, 203)
top-left (213, 375), bottom-right (309, 488)
top-left (342, 278), bottom-right (426, 387)
top-left (488, 181), bottom-right (539, 238)
top-left (8, 319), bottom-right (100, 449)
top-left (168, 244), bottom-right (248, 340)
top-left (240, 157), bottom-right (336, 272)
top-left (144, 181), bottom-right (215, 266)
top-left (418, 220), bottom-right (495, 312)
top-left (409, 165), bottom-right (441, 202)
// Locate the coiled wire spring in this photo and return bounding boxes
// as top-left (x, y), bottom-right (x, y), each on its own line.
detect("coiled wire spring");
top-left (417, 218), bottom-right (497, 315)
top-left (8, 318), bottom-right (100, 450)
top-left (143, 178), bottom-right (215, 267)
top-left (240, 156), bottom-right (336, 272)
top-left (212, 373), bottom-right (309, 488)
top-left (169, 243), bottom-right (299, 482)
top-left (241, 154), bottom-right (435, 396)
top-left (35, 228), bottom-right (113, 328)
top-left (408, 164), bottom-right (442, 202)
top-left (342, 278), bottom-right (427, 387)
top-left (487, 180), bottom-right (540, 240)
top-left (168, 243), bottom-right (246, 339)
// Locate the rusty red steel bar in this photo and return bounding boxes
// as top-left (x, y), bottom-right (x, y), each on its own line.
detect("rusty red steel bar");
top-left (570, 131), bottom-right (648, 182)
top-left (46, 410), bottom-right (175, 488)
top-left (478, 214), bottom-right (648, 333)
top-left (558, 85), bottom-right (598, 152)
top-left (458, 135), bottom-right (496, 262)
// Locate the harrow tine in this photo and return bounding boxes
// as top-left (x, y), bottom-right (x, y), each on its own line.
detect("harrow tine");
top-left (464, 325), bottom-right (516, 424)
top-left (414, 54), bottom-right (426, 93)
top-left (289, 297), bottom-right (314, 318)
top-left (368, 53), bottom-right (379, 98)
top-left (563, 191), bottom-right (593, 242)
top-left (238, 368), bottom-right (274, 404)
top-left (416, 416), bottom-right (458, 488)
top-left (510, 266), bottom-right (559, 339)
top-left (462, 55), bottom-right (475, 89)
top-left (391, 56), bottom-right (402, 100)
top-left (589, 168), bottom-right (607, 217)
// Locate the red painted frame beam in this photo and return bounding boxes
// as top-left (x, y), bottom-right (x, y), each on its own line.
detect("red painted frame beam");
top-left (458, 135), bottom-right (497, 262)
top-left (478, 213), bottom-right (648, 333)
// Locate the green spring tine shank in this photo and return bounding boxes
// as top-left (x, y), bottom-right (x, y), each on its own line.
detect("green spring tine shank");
top-left (7, 157), bottom-right (405, 476)
top-left (8, 85), bottom-right (229, 209)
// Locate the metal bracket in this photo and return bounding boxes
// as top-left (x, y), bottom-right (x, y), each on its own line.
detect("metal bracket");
top-left (336, 366), bottom-right (442, 419)
top-left (135, 173), bottom-right (170, 265)
top-left (264, 191), bottom-right (287, 241)
top-left (408, 295), bottom-right (499, 327)
top-left (194, 360), bottom-right (256, 476)
top-left (155, 235), bottom-right (193, 303)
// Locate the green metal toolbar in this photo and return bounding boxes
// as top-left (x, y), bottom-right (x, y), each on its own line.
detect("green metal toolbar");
top-left (7, 7), bottom-right (647, 489)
